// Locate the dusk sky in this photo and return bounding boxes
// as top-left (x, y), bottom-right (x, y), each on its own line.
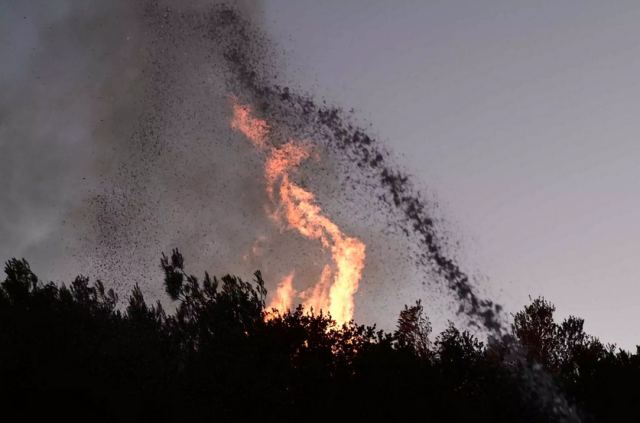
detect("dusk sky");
top-left (263, 0), bottom-right (640, 349)
top-left (2, 1), bottom-right (639, 350)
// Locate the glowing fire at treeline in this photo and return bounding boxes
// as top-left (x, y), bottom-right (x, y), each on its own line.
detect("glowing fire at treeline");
top-left (230, 99), bottom-right (366, 325)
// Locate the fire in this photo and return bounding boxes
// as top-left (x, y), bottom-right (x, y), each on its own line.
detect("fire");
top-left (267, 272), bottom-right (296, 315)
top-left (230, 103), bottom-right (269, 148)
top-left (230, 99), bottom-right (366, 325)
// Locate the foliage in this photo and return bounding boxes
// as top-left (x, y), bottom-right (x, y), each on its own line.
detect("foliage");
top-left (0, 253), bottom-right (637, 421)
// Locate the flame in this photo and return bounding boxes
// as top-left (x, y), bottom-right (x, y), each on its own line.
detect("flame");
top-left (231, 99), bottom-right (366, 325)
top-left (230, 102), bottom-right (269, 148)
top-left (267, 272), bottom-right (296, 315)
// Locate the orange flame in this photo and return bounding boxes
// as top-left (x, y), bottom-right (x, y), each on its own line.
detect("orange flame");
top-left (230, 99), bottom-right (366, 325)
top-left (266, 272), bottom-right (296, 316)
top-left (230, 102), bottom-right (269, 148)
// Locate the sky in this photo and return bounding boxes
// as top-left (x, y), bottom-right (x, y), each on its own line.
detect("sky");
top-left (1, 1), bottom-right (638, 349)
top-left (262, 0), bottom-right (640, 349)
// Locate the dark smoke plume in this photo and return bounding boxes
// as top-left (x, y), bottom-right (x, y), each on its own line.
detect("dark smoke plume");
top-left (215, 8), bottom-right (504, 334)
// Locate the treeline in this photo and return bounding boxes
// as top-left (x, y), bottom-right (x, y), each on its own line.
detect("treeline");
top-left (0, 250), bottom-right (638, 422)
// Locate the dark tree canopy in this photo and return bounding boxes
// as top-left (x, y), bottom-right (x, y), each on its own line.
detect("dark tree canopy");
top-left (0, 252), bottom-right (638, 422)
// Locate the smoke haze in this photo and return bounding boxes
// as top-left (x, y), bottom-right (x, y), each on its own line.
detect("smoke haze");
top-left (1, 1), bottom-right (496, 334)
top-left (2, 1), bottom-right (271, 300)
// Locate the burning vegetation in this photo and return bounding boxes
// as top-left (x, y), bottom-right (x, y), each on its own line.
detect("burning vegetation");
top-left (0, 254), bottom-right (638, 422)
top-left (231, 100), bottom-right (365, 325)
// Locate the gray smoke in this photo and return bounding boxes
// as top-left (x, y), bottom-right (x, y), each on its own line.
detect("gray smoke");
top-left (1, 0), bottom-right (141, 278)
top-left (1, 0), bottom-right (424, 324)
top-left (1, 1), bottom-right (272, 301)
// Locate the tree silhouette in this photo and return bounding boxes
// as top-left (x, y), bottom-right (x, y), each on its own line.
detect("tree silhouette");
top-left (0, 253), bottom-right (638, 421)
top-left (395, 299), bottom-right (432, 359)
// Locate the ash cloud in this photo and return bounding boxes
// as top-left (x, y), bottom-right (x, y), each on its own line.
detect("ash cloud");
top-left (2, 0), bottom-right (500, 333)
top-left (2, 0), bottom-right (502, 334)
top-left (1, 1), bottom-right (418, 322)
top-left (1, 0), bottom-right (145, 278)
top-left (1, 1), bottom-right (273, 300)
top-left (219, 10), bottom-right (504, 334)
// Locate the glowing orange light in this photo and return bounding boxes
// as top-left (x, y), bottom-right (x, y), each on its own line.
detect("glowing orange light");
top-left (266, 272), bottom-right (296, 317)
top-left (230, 99), bottom-right (365, 325)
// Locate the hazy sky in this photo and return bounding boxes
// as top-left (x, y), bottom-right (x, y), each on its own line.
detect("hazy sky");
top-left (1, 1), bottom-right (638, 350)
top-left (263, 0), bottom-right (640, 349)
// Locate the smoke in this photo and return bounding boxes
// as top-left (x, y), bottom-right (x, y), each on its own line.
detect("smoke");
top-left (1, 1), bottom-right (139, 276)
top-left (0, 0), bottom-right (419, 324)
top-left (0, 0), bottom-right (541, 335)
top-left (0, 0), bottom-right (517, 334)
top-left (1, 1), bottom-right (269, 299)
top-left (216, 9), bottom-right (502, 333)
